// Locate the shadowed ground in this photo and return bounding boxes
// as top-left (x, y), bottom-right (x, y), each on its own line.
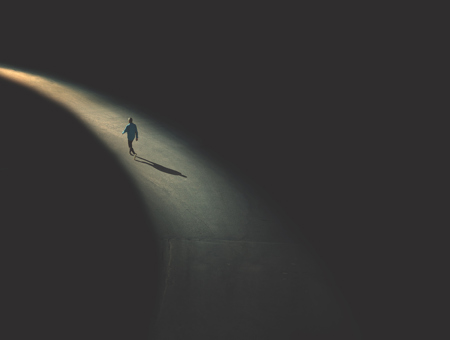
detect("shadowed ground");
top-left (0, 67), bottom-right (362, 339)
top-left (1, 77), bottom-right (160, 340)
top-left (1, 3), bottom-right (437, 336)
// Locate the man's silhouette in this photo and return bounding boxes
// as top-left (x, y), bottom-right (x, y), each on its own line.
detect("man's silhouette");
top-left (122, 118), bottom-right (138, 155)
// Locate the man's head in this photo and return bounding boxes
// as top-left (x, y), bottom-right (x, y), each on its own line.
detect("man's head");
top-left (128, 118), bottom-right (133, 123)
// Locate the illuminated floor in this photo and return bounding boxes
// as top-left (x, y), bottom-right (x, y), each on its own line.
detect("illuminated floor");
top-left (1, 65), bottom-right (360, 339)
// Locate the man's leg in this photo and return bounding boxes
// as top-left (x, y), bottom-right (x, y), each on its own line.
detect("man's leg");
top-left (128, 140), bottom-right (134, 155)
top-left (132, 139), bottom-right (136, 154)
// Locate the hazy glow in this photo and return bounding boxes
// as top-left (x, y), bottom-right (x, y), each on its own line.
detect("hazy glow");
top-left (0, 66), bottom-right (134, 140)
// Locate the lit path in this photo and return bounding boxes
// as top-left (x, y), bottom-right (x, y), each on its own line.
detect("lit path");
top-left (0, 65), bottom-right (360, 339)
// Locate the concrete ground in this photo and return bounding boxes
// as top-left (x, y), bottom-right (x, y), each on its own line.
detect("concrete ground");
top-left (1, 65), bottom-right (360, 339)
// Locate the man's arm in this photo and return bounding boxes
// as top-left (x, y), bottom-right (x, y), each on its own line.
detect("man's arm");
top-left (122, 126), bottom-right (128, 135)
top-left (135, 126), bottom-right (138, 141)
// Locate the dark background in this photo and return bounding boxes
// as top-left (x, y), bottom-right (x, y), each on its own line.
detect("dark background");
top-left (2, 2), bottom-right (427, 338)
top-left (1, 76), bottom-right (160, 339)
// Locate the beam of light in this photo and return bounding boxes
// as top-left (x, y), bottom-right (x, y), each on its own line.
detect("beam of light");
top-left (0, 64), bottom-right (245, 236)
top-left (0, 64), bottom-right (361, 339)
top-left (0, 66), bottom-right (130, 140)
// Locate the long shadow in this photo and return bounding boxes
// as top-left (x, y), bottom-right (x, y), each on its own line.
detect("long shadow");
top-left (135, 156), bottom-right (187, 178)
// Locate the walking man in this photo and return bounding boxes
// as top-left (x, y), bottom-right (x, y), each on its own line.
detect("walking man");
top-left (122, 118), bottom-right (138, 155)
